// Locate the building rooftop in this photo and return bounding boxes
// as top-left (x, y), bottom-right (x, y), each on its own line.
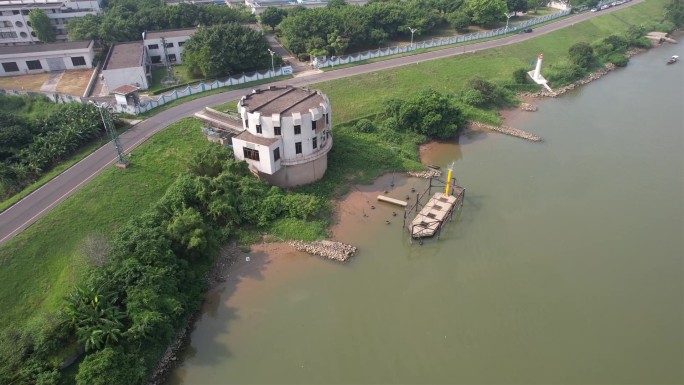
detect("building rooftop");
top-left (235, 130), bottom-right (280, 147)
top-left (103, 41), bottom-right (144, 70)
top-left (111, 84), bottom-right (139, 95)
top-left (145, 28), bottom-right (196, 40)
top-left (240, 86), bottom-right (326, 116)
top-left (0, 40), bottom-right (92, 56)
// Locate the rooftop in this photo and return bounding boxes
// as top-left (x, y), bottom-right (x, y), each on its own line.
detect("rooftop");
top-left (235, 130), bottom-right (280, 147)
top-left (145, 28), bottom-right (196, 40)
top-left (240, 86), bottom-right (326, 116)
top-left (0, 40), bottom-right (92, 55)
top-left (111, 84), bottom-right (139, 95)
top-left (103, 41), bottom-right (144, 70)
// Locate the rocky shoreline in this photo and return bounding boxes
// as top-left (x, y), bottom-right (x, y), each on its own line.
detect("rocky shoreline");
top-left (469, 121), bottom-right (542, 142)
top-left (407, 169), bottom-right (442, 178)
top-left (289, 240), bottom-right (358, 262)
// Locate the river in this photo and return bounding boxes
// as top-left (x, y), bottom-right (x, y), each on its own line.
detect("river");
top-left (167, 42), bottom-right (683, 384)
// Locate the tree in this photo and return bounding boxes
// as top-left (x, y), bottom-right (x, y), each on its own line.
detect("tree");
top-left (448, 11), bottom-right (471, 32)
top-left (388, 89), bottom-right (465, 138)
top-left (260, 7), bottom-right (286, 31)
top-left (327, 31), bottom-right (349, 55)
top-left (28, 9), bottom-right (56, 43)
top-left (665, 0), bottom-right (684, 27)
top-left (182, 23), bottom-right (274, 78)
top-left (75, 348), bottom-right (146, 385)
top-left (568, 42), bottom-right (596, 69)
top-left (507, 0), bottom-right (529, 15)
top-left (465, 0), bottom-right (508, 26)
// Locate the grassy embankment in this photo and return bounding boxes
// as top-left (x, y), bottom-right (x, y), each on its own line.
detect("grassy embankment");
top-left (0, 0), bottom-right (668, 367)
top-left (0, 119), bottom-right (212, 332)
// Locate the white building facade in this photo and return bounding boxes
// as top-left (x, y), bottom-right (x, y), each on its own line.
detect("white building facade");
top-left (0, 0), bottom-right (102, 46)
top-left (243, 0), bottom-right (367, 15)
top-left (143, 28), bottom-right (195, 66)
top-left (101, 41), bottom-right (150, 91)
top-left (0, 39), bottom-right (93, 76)
top-left (232, 85), bottom-right (332, 187)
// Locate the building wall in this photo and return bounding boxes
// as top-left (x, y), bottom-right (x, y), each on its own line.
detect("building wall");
top-left (144, 34), bottom-right (192, 66)
top-left (231, 137), bottom-right (282, 175)
top-left (244, 0), bottom-right (368, 15)
top-left (234, 88), bottom-right (333, 187)
top-left (0, 45), bottom-right (94, 76)
top-left (261, 154), bottom-right (328, 187)
top-left (0, 0), bottom-right (102, 45)
top-left (102, 66), bottom-right (149, 91)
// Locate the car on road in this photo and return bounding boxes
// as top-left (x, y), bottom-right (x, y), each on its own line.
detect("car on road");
top-left (523, 28), bottom-right (534, 33)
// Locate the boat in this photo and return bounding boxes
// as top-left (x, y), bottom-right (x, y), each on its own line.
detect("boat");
top-left (667, 55), bottom-right (678, 64)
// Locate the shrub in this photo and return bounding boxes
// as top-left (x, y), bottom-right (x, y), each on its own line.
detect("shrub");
top-left (448, 11), bottom-right (471, 32)
top-left (297, 53), bottom-right (311, 62)
top-left (606, 52), bottom-right (629, 67)
top-left (459, 88), bottom-right (487, 107)
top-left (353, 118), bottom-right (376, 133)
top-left (546, 62), bottom-right (586, 86)
top-left (568, 42), bottom-right (596, 70)
top-left (76, 348), bottom-right (146, 385)
top-left (512, 68), bottom-right (529, 84)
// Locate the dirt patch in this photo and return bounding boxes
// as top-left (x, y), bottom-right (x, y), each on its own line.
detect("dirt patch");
top-left (0, 73), bottom-right (50, 92)
top-left (56, 69), bottom-right (94, 95)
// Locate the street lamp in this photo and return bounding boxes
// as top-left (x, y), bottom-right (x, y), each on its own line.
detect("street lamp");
top-left (267, 48), bottom-right (275, 75)
top-left (408, 27), bottom-right (417, 48)
top-left (504, 12), bottom-right (512, 32)
top-left (330, 55), bottom-right (336, 68)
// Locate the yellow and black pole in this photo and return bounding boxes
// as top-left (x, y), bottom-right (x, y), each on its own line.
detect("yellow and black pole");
top-left (445, 168), bottom-right (453, 196)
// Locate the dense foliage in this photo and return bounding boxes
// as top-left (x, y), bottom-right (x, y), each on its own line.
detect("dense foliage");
top-left (382, 89), bottom-right (466, 139)
top-left (67, 1), bottom-right (255, 45)
top-left (28, 9), bottom-right (56, 43)
top-left (665, 0), bottom-right (684, 27)
top-left (277, 0), bottom-right (502, 56)
top-left (0, 97), bottom-right (106, 200)
top-left (182, 23), bottom-right (277, 78)
top-left (545, 28), bottom-right (652, 86)
top-left (0, 143), bottom-right (327, 384)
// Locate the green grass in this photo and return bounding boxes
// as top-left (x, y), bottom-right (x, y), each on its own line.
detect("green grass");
top-left (212, 99), bottom-right (240, 113)
top-left (0, 118), bottom-right (213, 332)
top-left (148, 65), bottom-right (197, 93)
top-left (314, 0), bottom-right (668, 124)
top-left (267, 218), bottom-right (329, 241)
top-left (0, 125), bottom-right (131, 214)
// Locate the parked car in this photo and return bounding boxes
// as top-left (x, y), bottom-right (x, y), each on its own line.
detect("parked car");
top-left (523, 28), bottom-right (534, 33)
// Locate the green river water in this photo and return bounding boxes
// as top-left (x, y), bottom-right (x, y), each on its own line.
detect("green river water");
top-left (168, 42), bottom-right (684, 384)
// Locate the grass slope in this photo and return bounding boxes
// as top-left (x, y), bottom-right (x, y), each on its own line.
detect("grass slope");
top-left (314, 0), bottom-right (668, 124)
top-left (0, 119), bottom-right (212, 331)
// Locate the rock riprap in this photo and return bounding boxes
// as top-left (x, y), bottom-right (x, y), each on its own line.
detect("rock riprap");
top-left (289, 240), bottom-right (358, 262)
top-left (470, 121), bottom-right (542, 142)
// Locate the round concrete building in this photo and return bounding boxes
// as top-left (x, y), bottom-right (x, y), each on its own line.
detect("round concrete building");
top-left (231, 85), bottom-right (332, 187)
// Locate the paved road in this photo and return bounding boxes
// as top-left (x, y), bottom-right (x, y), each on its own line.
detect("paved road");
top-left (0, 1), bottom-right (643, 246)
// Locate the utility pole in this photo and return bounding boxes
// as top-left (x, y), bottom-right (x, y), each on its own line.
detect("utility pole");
top-left (161, 36), bottom-right (176, 84)
top-left (92, 102), bottom-right (128, 168)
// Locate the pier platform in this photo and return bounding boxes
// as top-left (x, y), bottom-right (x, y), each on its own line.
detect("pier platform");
top-left (409, 189), bottom-right (464, 239)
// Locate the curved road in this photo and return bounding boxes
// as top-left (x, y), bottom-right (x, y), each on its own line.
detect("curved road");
top-left (0, 1), bottom-right (643, 245)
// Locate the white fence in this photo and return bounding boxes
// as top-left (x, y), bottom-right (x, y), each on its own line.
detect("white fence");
top-left (313, 10), bottom-right (572, 68)
top-left (124, 66), bottom-right (292, 114)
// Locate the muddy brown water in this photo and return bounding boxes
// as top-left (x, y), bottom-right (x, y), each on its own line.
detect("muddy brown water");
top-left (167, 42), bottom-right (683, 384)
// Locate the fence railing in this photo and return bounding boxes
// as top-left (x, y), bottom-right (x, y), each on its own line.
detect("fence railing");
top-left (313, 9), bottom-right (572, 69)
top-left (126, 65), bottom-right (293, 114)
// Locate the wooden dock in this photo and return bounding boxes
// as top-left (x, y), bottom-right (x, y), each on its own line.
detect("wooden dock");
top-left (409, 188), bottom-right (464, 239)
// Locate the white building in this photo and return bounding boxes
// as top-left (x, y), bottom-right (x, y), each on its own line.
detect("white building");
top-left (101, 41), bottom-right (150, 92)
top-left (143, 28), bottom-right (195, 66)
top-left (0, 39), bottom-right (93, 76)
top-left (0, 0), bottom-right (102, 46)
top-left (232, 85), bottom-right (332, 187)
